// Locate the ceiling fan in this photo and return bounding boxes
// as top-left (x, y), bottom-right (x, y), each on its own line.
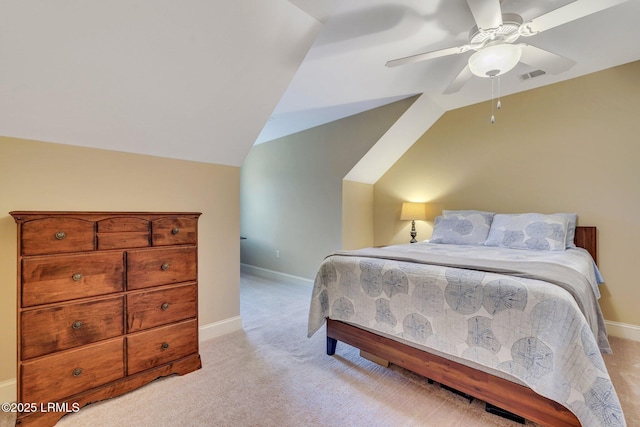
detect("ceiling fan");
top-left (386, 0), bottom-right (629, 94)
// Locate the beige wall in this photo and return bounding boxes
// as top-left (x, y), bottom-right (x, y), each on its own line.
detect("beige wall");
top-left (240, 96), bottom-right (417, 280)
top-left (0, 138), bottom-right (240, 387)
top-left (342, 180), bottom-right (374, 250)
top-left (374, 61), bottom-right (640, 327)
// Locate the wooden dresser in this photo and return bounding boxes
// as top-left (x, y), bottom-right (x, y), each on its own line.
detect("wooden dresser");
top-left (10, 211), bottom-right (202, 426)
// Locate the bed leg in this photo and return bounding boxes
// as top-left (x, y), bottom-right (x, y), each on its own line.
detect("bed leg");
top-left (327, 337), bottom-right (337, 355)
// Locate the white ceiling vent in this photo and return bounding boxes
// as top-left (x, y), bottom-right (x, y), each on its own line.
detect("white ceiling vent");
top-left (520, 69), bottom-right (547, 80)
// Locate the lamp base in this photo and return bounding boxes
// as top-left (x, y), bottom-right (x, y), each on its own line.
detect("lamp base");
top-left (409, 220), bottom-right (417, 243)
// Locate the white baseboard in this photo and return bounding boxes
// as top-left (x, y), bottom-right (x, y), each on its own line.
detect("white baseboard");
top-left (240, 263), bottom-right (314, 286)
top-left (605, 320), bottom-right (640, 342)
top-left (199, 316), bottom-right (243, 342)
top-left (0, 378), bottom-right (16, 403)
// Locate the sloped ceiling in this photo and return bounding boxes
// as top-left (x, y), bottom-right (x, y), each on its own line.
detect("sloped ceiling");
top-left (264, 0), bottom-right (640, 142)
top-left (2, 1), bottom-right (640, 178)
top-left (261, 0), bottom-right (640, 183)
top-left (0, 0), bottom-right (321, 166)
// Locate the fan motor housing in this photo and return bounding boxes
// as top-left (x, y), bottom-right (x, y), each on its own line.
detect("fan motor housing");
top-left (469, 13), bottom-right (523, 45)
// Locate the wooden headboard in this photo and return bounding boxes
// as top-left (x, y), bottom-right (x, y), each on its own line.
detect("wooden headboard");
top-left (574, 226), bottom-right (597, 265)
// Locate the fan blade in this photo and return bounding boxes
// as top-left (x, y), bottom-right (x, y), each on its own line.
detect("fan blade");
top-left (520, 0), bottom-right (629, 36)
top-left (443, 65), bottom-right (474, 94)
top-left (466, 0), bottom-right (503, 30)
top-left (519, 44), bottom-right (576, 74)
top-left (385, 45), bottom-right (470, 68)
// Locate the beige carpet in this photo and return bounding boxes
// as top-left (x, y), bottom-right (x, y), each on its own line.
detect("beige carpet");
top-left (2, 273), bottom-right (638, 426)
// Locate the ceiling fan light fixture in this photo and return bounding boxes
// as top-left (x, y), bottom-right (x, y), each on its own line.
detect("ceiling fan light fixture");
top-left (468, 44), bottom-right (522, 78)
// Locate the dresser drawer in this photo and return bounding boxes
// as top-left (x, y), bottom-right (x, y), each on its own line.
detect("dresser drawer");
top-left (151, 217), bottom-right (197, 246)
top-left (97, 217), bottom-right (150, 232)
top-left (21, 338), bottom-right (125, 404)
top-left (127, 284), bottom-right (197, 332)
top-left (21, 217), bottom-right (95, 256)
top-left (97, 232), bottom-right (150, 250)
top-left (97, 216), bottom-right (151, 250)
top-left (21, 296), bottom-right (125, 359)
top-left (126, 247), bottom-right (197, 290)
top-left (21, 252), bottom-right (124, 307)
top-left (127, 319), bottom-right (198, 375)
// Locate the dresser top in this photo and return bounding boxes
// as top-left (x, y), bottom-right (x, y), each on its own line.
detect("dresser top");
top-left (10, 211), bottom-right (202, 223)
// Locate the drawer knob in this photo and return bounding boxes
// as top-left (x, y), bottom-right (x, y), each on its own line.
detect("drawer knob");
top-left (161, 263), bottom-right (170, 271)
top-left (55, 231), bottom-right (66, 240)
top-left (72, 368), bottom-right (83, 377)
top-left (72, 273), bottom-right (83, 281)
top-left (72, 320), bottom-right (83, 329)
top-left (161, 302), bottom-right (170, 311)
top-left (161, 342), bottom-right (170, 350)
top-left (172, 227), bottom-right (180, 235)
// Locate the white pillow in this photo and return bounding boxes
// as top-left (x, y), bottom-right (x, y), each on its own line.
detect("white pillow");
top-left (556, 213), bottom-right (577, 248)
top-left (484, 213), bottom-right (569, 251)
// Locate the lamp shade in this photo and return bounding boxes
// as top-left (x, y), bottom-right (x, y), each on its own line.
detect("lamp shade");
top-left (400, 202), bottom-right (427, 221)
top-left (468, 44), bottom-right (522, 78)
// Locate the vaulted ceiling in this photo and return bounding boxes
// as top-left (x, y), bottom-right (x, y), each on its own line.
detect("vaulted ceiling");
top-left (0, 0), bottom-right (321, 166)
top-left (2, 0), bottom-right (639, 182)
top-left (267, 0), bottom-right (640, 143)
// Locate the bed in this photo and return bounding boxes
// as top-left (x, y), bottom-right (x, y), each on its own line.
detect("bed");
top-left (308, 212), bottom-right (625, 427)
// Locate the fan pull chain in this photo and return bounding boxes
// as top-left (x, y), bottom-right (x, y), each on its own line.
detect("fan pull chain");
top-left (497, 76), bottom-right (502, 110)
top-left (490, 76), bottom-right (495, 124)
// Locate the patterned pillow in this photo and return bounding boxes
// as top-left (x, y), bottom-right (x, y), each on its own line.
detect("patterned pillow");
top-left (442, 209), bottom-right (495, 216)
top-left (484, 213), bottom-right (569, 251)
top-left (431, 211), bottom-right (495, 245)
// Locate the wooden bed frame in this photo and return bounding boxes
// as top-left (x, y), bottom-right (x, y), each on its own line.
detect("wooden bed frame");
top-left (326, 226), bottom-right (597, 427)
